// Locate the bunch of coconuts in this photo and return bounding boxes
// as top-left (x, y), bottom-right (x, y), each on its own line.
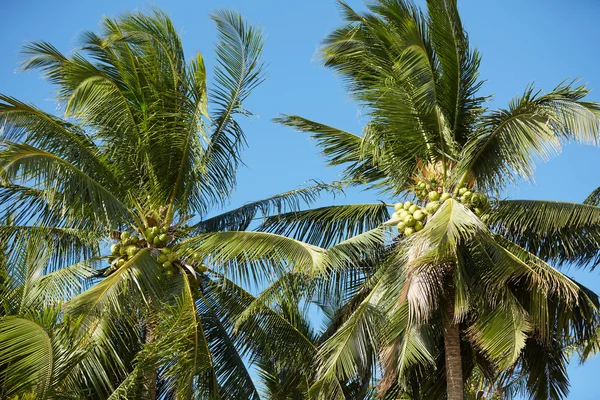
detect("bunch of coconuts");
top-left (105, 231), bottom-right (141, 275)
top-left (455, 185), bottom-right (490, 218)
top-left (391, 181), bottom-right (490, 237)
top-left (392, 189), bottom-right (451, 237)
top-left (144, 225), bottom-right (169, 247)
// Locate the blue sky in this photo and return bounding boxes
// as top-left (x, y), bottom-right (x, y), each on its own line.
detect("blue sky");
top-left (2, 0), bottom-right (600, 398)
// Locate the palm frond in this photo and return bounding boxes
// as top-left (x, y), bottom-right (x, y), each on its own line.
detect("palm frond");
top-left (258, 202), bottom-right (390, 247)
top-left (198, 10), bottom-right (265, 210)
top-left (490, 199), bottom-right (600, 267)
top-left (193, 180), bottom-right (346, 234)
top-left (0, 316), bottom-right (53, 398)
top-left (459, 82), bottom-right (600, 192)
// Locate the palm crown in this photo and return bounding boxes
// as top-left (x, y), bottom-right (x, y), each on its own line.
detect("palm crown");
top-left (0, 8), bottom-right (347, 399)
top-left (266, 0), bottom-right (600, 399)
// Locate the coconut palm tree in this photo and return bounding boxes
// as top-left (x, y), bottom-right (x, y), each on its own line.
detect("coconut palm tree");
top-left (0, 233), bottom-right (108, 398)
top-left (0, 8), bottom-right (351, 399)
top-left (252, 1), bottom-right (600, 399)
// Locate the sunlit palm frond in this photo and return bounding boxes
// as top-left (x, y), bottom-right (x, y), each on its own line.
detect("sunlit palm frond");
top-left (490, 199), bottom-right (600, 267)
top-left (258, 203), bottom-right (390, 247)
top-left (459, 82), bottom-right (600, 193)
top-left (198, 10), bottom-right (265, 212)
top-left (193, 180), bottom-right (346, 234)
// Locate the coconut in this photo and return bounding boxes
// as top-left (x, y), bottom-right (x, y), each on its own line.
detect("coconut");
top-left (120, 231), bottom-right (130, 241)
top-left (160, 247), bottom-right (171, 254)
top-left (198, 264), bottom-right (208, 273)
top-left (153, 236), bottom-right (162, 245)
top-left (413, 210), bottom-right (425, 221)
top-left (126, 246), bottom-right (139, 257)
top-left (394, 203), bottom-right (403, 211)
top-left (462, 191), bottom-right (473, 201)
top-left (408, 204), bottom-right (419, 214)
top-left (399, 210), bottom-right (409, 220)
top-left (403, 215), bottom-right (416, 227)
top-left (157, 254), bottom-right (167, 263)
top-left (404, 227), bottom-right (415, 236)
top-left (426, 201), bottom-right (441, 213)
top-left (474, 208), bottom-right (483, 216)
top-left (110, 244), bottom-right (120, 255)
top-left (428, 191), bottom-right (440, 201)
top-left (158, 233), bottom-right (168, 243)
top-left (440, 193), bottom-right (451, 202)
top-left (117, 258), bottom-right (126, 267)
top-left (414, 221), bottom-right (424, 231)
top-left (404, 201), bottom-right (412, 210)
top-left (397, 221), bottom-right (406, 231)
top-left (391, 212), bottom-right (400, 219)
top-left (165, 268), bottom-right (176, 277)
top-left (119, 247), bottom-right (128, 256)
top-left (458, 187), bottom-right (468, 196)
top-left (163, 261), bottom-right (172, 268)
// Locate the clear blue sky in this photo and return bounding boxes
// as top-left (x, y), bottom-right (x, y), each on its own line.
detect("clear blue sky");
top-left (2, 0), bottom-right (600, 398)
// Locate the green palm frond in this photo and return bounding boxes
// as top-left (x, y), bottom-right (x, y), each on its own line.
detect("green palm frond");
top-left (193, 181), bottom-right (346, 233)
top-left (0, 143), bottom-right (130, 226)
top-left (0, 316), bottom-right (54, 398)
top-left (584, 186), bottom-right (600, 206)
top-left (274, 115), bottom-right (389, 187)
top-left (426, 0), bottom-right (486, 145)
top-left (178, 231), bottom-right (326, 284)
top-left (197, 291), bottom-right (261, 399)
top-left (258, 203), bottom-right (390, 247)
top-left (490, 199), bottom-right (600, 267)
top-left (198, 10), bottom-right (265, 212)
top-left (67, 249), bottom-right (161, 338)
top-left (458, 82), bottom-right (600, 192)
top-left (310, 277), bottom-right (384, 398)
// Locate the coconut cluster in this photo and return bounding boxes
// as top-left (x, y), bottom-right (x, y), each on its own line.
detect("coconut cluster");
top-left (392, 189), bottom-right (448, 237)
top-left (391, 184), bottom-right (490, 238)
top-left (456, 186), bottom-right (490, 217)
top-left (105, 231), bottom-right (142, 275)
top-left (104, 222), bottom-right (210, 279)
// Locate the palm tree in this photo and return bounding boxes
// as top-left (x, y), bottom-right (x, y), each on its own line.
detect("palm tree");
top-left (0, 8), bottom-right (348, 398)
top-left (258, 1), bottom-right (600, 399)
top-left (0, 234), bottom-right (105, 398)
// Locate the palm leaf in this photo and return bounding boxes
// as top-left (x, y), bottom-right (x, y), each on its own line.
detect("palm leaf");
top-left (193, 180), bottom-right (346, 233)
top-left (489, 199), bottom-right (600, 267)
top-left (258, 203), bottom-right (390, 247)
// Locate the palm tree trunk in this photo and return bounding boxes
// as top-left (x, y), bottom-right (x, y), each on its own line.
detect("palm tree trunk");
top-left (443, 311), bottom-right (463, 400)
top-left (145, 314), bottom-right (158, 399)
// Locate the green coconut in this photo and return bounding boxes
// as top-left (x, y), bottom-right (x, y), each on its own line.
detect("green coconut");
top-left (404, 227), bottom-right (415, 236)
top-left (110, 244), bottom-right (120, 255)
top-left (397, 221), bottom-right (406, 231)
top-left (440, 193), bottom-right (451, 202)
top-left (426, 201), bottom-right (441, 213)
top-left (428, 191), bottom-right (440, 201)
top-left (403, 215), bottom-right (416, 227)
top-left (414, 221), bottom-right (424, 231)
top-left (413, 210), bottom-right (425, 221)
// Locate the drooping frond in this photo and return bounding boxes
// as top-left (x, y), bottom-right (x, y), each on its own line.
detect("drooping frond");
top-left (192, 180), bottom-right (346, 233)
top-left (258, 203), bottom-right (390, 247)
top-left (0, 316), bottom-right (53, 398)
top-left (0, 143), bottom-right (131, 227)
top-left (490, 199), bottom-right (600, 267)
top-left (459, 82), bottom-right (600, 193)
top-left (178, 231), bottom-right (325, 285)
top-left (274, 115), bottom-right (389, 187)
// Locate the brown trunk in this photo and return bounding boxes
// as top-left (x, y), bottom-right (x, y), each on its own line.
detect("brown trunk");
top-left (443, 312), bottom-right (464, 400)
top-left (145, 315), bottom-right (157, 400)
